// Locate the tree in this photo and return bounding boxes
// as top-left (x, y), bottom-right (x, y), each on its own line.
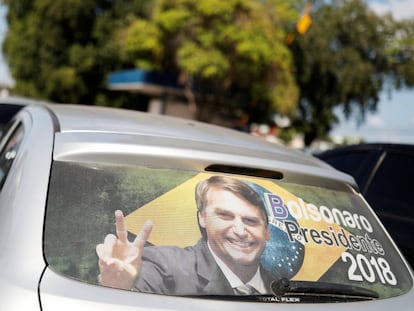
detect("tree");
top-left (116, 0), bottom-right (301, 122)
top-left (387, 18), bottom-right (414, 88)
top-left (3, 0), bottom-right (154, 106)
top-left (289, 0), bottom-right (414, 146)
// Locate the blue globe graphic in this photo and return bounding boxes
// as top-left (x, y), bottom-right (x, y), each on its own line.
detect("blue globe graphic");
top-left (244, 181), bottom-right (305, 280)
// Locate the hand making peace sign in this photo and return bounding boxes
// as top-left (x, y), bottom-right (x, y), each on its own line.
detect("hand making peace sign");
top-left (96, 210), bottom-right (153, 290)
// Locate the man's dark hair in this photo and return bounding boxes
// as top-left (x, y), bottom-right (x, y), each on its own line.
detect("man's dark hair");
top-left (195, 176), bottom-right (268, 239)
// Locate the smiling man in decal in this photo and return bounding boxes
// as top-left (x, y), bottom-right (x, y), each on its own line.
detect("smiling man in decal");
top-left (96, 176), bottom-right (273, 295)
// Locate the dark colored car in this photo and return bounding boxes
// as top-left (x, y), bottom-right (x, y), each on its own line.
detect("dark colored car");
top-left (0, 103), bottom-right (24, 136)
top-left (316, 143), bottom-right (414, 267)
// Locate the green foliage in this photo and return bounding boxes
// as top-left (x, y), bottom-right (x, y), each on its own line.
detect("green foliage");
top-left (387, 19), bottom-right (414, 87)
top-left (118, 0), bottom-right (300, 121)
top-left (3, 0), bottom-right (154, 106)
top-left (4, 0), bottom-right (414, 145)
top-left (290, 0), bottom-right (414, 145)
top-left (178, 42), bottom-right (229, 78)
top-left (123, 19), bottom-right (163, 70)
top-left (157, 8), bottom-right (191, 31)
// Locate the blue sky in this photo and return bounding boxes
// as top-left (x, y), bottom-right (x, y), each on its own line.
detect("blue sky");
top-left (1, 0), bottom-right (414, 144)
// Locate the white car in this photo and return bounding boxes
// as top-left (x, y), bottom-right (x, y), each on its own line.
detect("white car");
top-left (0, 103), bottom-right (413, 310)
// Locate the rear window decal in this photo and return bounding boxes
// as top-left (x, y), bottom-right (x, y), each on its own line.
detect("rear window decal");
top-left (44, 162), bottom-right (413, 300)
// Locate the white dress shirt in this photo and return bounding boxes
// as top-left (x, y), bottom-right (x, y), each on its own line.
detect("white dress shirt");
top-left (207, 242), bottom-right (266, 294)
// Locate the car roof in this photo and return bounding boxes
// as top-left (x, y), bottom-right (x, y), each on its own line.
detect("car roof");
top-left (20, 103), bottom-right (358, 189)
top-left (48, 104), bottom-right (326, 163)
top-left (50, 104), bottom-right (281, 148)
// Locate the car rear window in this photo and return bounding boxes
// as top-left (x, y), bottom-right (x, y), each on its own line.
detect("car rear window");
top-left (44, 160), bottom-right (413, 303)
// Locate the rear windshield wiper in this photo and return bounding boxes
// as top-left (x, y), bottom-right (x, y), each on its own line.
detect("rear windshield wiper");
top-left (186, 278), bottom-right (379, 303)
top-left (271, 278), bottom-right (379, 302)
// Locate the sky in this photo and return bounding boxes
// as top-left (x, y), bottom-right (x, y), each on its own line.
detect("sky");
top-left (330, 0), bottom-right (414, 144)
top-left (0, 2), bottom-right (12, 86)
top-left (331, 89), bottom-right (414, 144)
top-left (0, 0), bottom-right (414, 144)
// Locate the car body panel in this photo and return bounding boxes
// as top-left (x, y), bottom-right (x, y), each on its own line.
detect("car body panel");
top-left (0, 106), bottom-right (55, 310)
top-left (51, 104), bottom-right (356, 191)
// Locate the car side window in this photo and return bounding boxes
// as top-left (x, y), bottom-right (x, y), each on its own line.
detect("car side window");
top-left (365, 151), bottom-right (414, 218)
top-left (321, 151), bottom-right (374, 187)
top-left (0, 123), bottom-right (24, 190)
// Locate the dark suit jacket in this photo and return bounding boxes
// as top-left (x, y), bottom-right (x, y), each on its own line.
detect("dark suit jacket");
top-left (134, 239), bottom-right (274, 295)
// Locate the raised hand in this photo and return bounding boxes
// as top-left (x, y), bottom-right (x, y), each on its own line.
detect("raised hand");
top-left (96, 210), bottom-right (153, 290)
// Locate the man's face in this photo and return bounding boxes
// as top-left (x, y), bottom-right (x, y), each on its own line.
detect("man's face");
top-left (199, 186), bottom-right (270, 271)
